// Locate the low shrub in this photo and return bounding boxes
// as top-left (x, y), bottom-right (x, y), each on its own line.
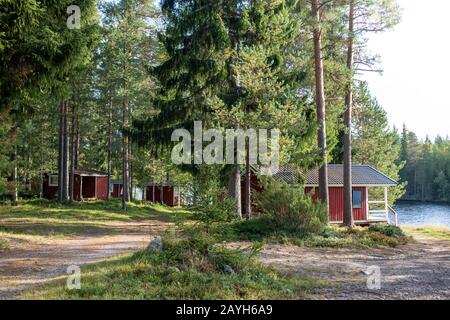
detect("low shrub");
top-left (369, 224), bottom-right (405, 237)
top-left (256, 180), bottom-right (328, 235)
top-left (189, 168), bottom-right (237, 232)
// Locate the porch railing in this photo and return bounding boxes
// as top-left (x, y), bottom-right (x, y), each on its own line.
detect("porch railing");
top-left (388, 206), bottom-right (399, 226)
top-left (368, 200), bottom-right (388, 221)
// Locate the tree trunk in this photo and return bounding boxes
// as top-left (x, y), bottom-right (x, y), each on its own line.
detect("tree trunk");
top-left (39, 119), bottom-right (44, 198)
top-left (343, 0), bottom-right (355, 227)
top-left (62, 101), bottom-right (69, 201)
top-left (58, 101), bottom-right (64, 201)
top-left (122, 97), bottom-right (129, 210)
top-left (107, 96), bottom-right (113, 201)
top-left (69, 99), bottom-right (77, 202)
top-left (245, 145), bottom-right (251, 219)
top-left (11, 127), bottom-right (18, 206)
top-left (234, 165), bottom-right (242, 219)
top-left (311, 0), bottom-right (329, 213)
top-left (228, 169), bottom-right (236, 198)
top-left (74, 112), bottom-right (80, 170)
top-left (128, 142), bottom-right (133, 202)
top-left (122, 4), bottom-right (130, 210)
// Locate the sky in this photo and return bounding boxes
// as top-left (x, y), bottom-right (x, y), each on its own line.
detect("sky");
top-left (363, 0), bottom-right (450, 140)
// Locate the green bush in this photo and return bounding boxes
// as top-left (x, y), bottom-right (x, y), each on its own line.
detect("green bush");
top-left (369, 224), bottom-right (405, 237)
top-left (190, 168), bottom-right (237, 230)
top-left (256, 180), bottom-right (328, 235)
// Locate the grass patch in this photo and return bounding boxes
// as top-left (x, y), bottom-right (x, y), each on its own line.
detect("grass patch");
top-left (0, 238), bottom-right (9, 249)
top-left (23, 233), bottom-right (320, 300)
top-left (0, 200), bottom-right (192, 238)
top-left (404, 226), bottom-right (450, 241)
top-left (215, 217), bottom-right (410, 248)
top-left (0, 199), bottom-right (191, 222)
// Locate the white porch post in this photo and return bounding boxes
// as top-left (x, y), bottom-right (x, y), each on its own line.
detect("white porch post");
top-left (384, 186), bottom-right (388, 221)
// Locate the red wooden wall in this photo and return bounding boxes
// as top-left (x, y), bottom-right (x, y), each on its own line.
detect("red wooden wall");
top-left (145, 186), bottom-right (178, 206)
top-left (43, 174), bottom-right (108, 201)
top-left (95, 176), bottom-right (109, 200)
top-left (305, 186), bottom-right (367, 222)
top-left (82, 176), bottom-right (96, 198)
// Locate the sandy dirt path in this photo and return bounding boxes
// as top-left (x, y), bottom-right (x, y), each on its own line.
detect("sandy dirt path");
top-left (0, 217), bottom-right (171, 299)
top-left (258, 235), bottom-right (450, 300)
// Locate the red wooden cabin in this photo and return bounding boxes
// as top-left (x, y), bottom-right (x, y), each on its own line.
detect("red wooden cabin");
top-left (145, 183), bottom-right (181, 207)
top-left (43, 169), bottom-right (109, 201)
top-left (243, 165), bottom-right (398, 225)
top-left (282, 165), bottom-right (398, 224)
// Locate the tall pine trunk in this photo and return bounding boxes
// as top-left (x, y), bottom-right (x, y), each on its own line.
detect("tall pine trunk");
top-left (343, 0), bottom-right (355, 227)
top-left (234, 165), bottom-right (242, 219)
top-left (230, 0), bottom-right (242, 219)
top-left (74, 113), bottom-right (80, 170)
top-left (58, 101), bottom-right (69, 202)
top-left (39, 121), bottom-right (44, 199)
top-left (107, 96), bottom-right (113, 201)
top-left (129, 142), bottom-right (133, 202)
top-left (122, 3), bottom-right (130, 210)
top-left (11, 126), bottom-right (18, 206)
top-left (311, 0), bottom-right (329, 213)
top-left (69, 99), bottom-right (77, 202)
top-left (245, 144), bottom-right (251, 219)
top-left (122, 95), bottom-right (129, 210)
top-left (62, 101), bottom-right (69, 201)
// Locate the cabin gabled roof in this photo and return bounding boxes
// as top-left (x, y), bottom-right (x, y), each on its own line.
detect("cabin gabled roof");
top-left (74, 168), bottom-right (108, 177)
top-left (274, 165), bottom-right (397, 187)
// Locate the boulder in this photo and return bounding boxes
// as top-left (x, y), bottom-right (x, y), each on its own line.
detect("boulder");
top-left (146, 236), bottom-right (163, 253)
top-left (223, 264), bottom-right (235, 275)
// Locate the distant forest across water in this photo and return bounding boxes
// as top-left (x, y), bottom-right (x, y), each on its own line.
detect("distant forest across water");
top-left (399, 127), bottom-right (450, 203)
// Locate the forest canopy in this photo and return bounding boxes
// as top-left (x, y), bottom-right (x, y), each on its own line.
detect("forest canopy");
top-left (0, 0), bottom-right (446, 208)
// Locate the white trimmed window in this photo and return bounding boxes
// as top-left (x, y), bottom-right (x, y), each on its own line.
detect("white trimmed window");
top-left (49, 175), bottom-right (58, 187)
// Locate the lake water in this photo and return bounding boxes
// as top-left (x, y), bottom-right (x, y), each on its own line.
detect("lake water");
top-left (393, 201), bottom-right (450, 228)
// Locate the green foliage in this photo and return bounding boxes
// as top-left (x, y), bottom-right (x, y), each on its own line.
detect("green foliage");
top-left (257, 179), bottom-right (328, 235)
top-left (216, 218), bottom-right (409, 249)
top-left (0, 0), bottom-right (99, 111)
top-left (190, 167), bottom-right (237, 229)
top-left (368, 223), bottom-right (405, 237)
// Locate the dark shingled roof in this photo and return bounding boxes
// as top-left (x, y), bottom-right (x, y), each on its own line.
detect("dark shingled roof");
top-left (274, 165), bottom-right (397, 186)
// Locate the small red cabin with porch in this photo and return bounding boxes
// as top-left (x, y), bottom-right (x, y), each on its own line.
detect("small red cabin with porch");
top-left (243, 165), bottom-right (398, 225)
top-left (43, 169), bottom-right (109, 201)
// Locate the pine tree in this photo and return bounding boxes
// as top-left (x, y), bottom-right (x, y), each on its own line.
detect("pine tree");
top-left (133, 0), bottom-right (312, 219)
top-left (352, 82), bottom-right (405, 203)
